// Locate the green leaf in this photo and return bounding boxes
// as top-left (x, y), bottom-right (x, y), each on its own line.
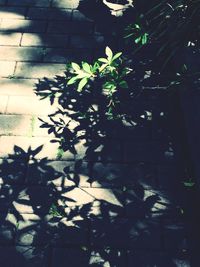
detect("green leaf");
top-left (99, 63), bottom-right (107, 73)
top-left (135, 24), bottom-right (141, 29)
top-left (82, 62), bottom-right (91, 73)
top-left (104, 81), bottom-right (116, 90)
top-left (77, 77), bottom-right (88, 92)
top-left (71, 62), bottom-right (80, 72)
top-left (183, 181), bottom-right (195, 188)
top-left (76, 72), bottom-right (89, 79)
top-left (112, 52), bottom-right (122, 61)
top-left (98, 58), bottom-right (108, 63)
top-left (105, 46), bottom-right (113, 60)
top-left (119, 80), bottom-right (128, 88)
top-left (67, 76), bottom-right (78, 85)
top-left (142, 33), bottom-right (148, 45)
top-left (135, 36), bottom-right (141, 44)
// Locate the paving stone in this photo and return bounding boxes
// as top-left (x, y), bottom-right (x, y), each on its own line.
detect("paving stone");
top-left (72, 10), bottom-right (93, 22)
top-left (84, 188), bottom-right (124, 207)
top-left (70, 34), bottom-right (104, 49)
top-left (51, 217), bottom-right (88, 245)
top-left (0, 19), bottom-right (47, 33)
top-left (123, 141), bottom-right (173, 163)
top-left (15, 217), bottom-right (51, 246)
top-left (27, 7), bottom-right (72, 20)
top-left (16, 245), bottom-right (50, 267)
top-left (90, 217), bottom-right (131, 248)
top-left (0, 114), bottom-right (33, 136)
top-left (7, 0), bottom-right (51, 7)
top-left (27, 158), bottom-right (91, 187)
top-left (0, 78), bottom-right (36, 96)
top-left (163, 219), bottom-right (189, 251)
top-left (0, 184), bottom-right (15, 211)
top-left (11, 184), bottom-right (59, 214)
top-left (52, 0), bottom-right (80, 9)
top-left (43, 48), bottom-right (70, 63)
top-left (21, 33), bottom-right (69, 47)
top-left (91, 162), bottom-right (156, 188)
top-left (26, 160), bottom-right (75, 185)
top-left (15, 62), bottom-right (66, 78)
top-left (61, 187), bottom-right (94, 207)
top-left (0, 33), bottom-right (22, 46)
top-left (0, 136), bottom-right (74, 160)
top-left (6, 95), bottom-right (58, 115)
top-left (128, 251), bottom-right (190, 267)
top-left (0, 95), bottom-right (8, 113)
top-left (51, 248), bottom-right (90, 267)
top-left (90, 249), bottom-right (128, 266)
top-left (85, 139), bottom-right (122, 162)
top-left (47, 21), bottom-right (94, 34)
top-left (0, 61), bottom-right (15, 77)
top-left (0, 47), bottom-right (45, 61)
top-left (124, 187), bottom-right (169, 218)
top-left (157, 164), bottom-right (179, 189)
top-left (0, 222), bottom-right (15, 245)
top-left (91, 217), bottom-right (161, 249)
top-left (0, 7), bottom-right (26, 19)
top-left (0, 158), bottom-right (27, 184)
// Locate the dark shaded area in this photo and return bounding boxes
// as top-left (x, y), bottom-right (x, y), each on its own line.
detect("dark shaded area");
top-left (0, 85), bottom-right (193, 266)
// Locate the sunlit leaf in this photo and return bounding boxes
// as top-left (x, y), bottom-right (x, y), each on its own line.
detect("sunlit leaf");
top-left (71, 62), bottom-right (80, 72)
top-left (67, 76), bottom-right (78, 85)
top-left (77, 77), bottom-right (88, 92)
top-left (135, 36), bottom-right (141, 44)
top-left (105, 46), bottom-right (113, 60)
top-left (142, 33), bottom-right (148, 45)
top-left (98, 57), bottom-right (108, 63)
top-left (112, 52), bottom-right (122, 61)
top-left (82, 62), bottom-right (91, 73)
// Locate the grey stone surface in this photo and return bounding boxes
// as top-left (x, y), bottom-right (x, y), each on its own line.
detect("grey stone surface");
top-left (0, 95), bottom-right (9, 113)
top-left (0, 61), bottom-right (16, 77)
top-left (21, 33), bottom-right (69, 47)
top-left (0, 33), bottom-right (22, 46)
top-left (15, 62), bottom-right (66, 78)
top-left (51, 0), bottom-right (80, 9)
top-left (0, 7), bottom-right (26, 19)
top-left (0, 19), bottom-right (47, 33)
top-left (7, 0), bottom-right (51, 7)
top-left (0, 47), bottom-right (45, 61)
top-left (0, 78), bottom-right (36, 96)
top-left (47, 21), bottom-right (94, 34)
top-left (27, 7), bottom-right (72, 20)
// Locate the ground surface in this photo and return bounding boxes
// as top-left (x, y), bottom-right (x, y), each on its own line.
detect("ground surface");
top-left (0, 0), bottom-right (194, 266)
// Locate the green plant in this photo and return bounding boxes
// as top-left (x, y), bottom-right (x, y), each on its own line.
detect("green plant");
top-left (124, 23), bottom-right (149, 46)
top-left (66, 46), bottom-right (131, 119)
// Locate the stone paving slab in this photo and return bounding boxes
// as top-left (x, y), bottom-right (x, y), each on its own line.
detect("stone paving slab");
top-left (0, 7), bottom-right (26, 19)
top-left (0, 46), bottom-right (45, 61)
top-left (0, 78), bottom-right (37, 96)
top-left (26, 7), bottom-right (72, 20)
top-left (7, 0), bottom-right (51, 7)
top-left (0, 19), bottom-right (48, 33)
top-left (0, 61), bottom-right (16, 77)
top-left (6, 95), bottom-right (57, 115)
top-left (0, 95), bottom-right (8, 113)
top-left (21, 33), bottom-right (69, 47)
top-left (0, 32), bottom-right (22, 46)
top-left (14, 62), bottom-right (66, 78)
